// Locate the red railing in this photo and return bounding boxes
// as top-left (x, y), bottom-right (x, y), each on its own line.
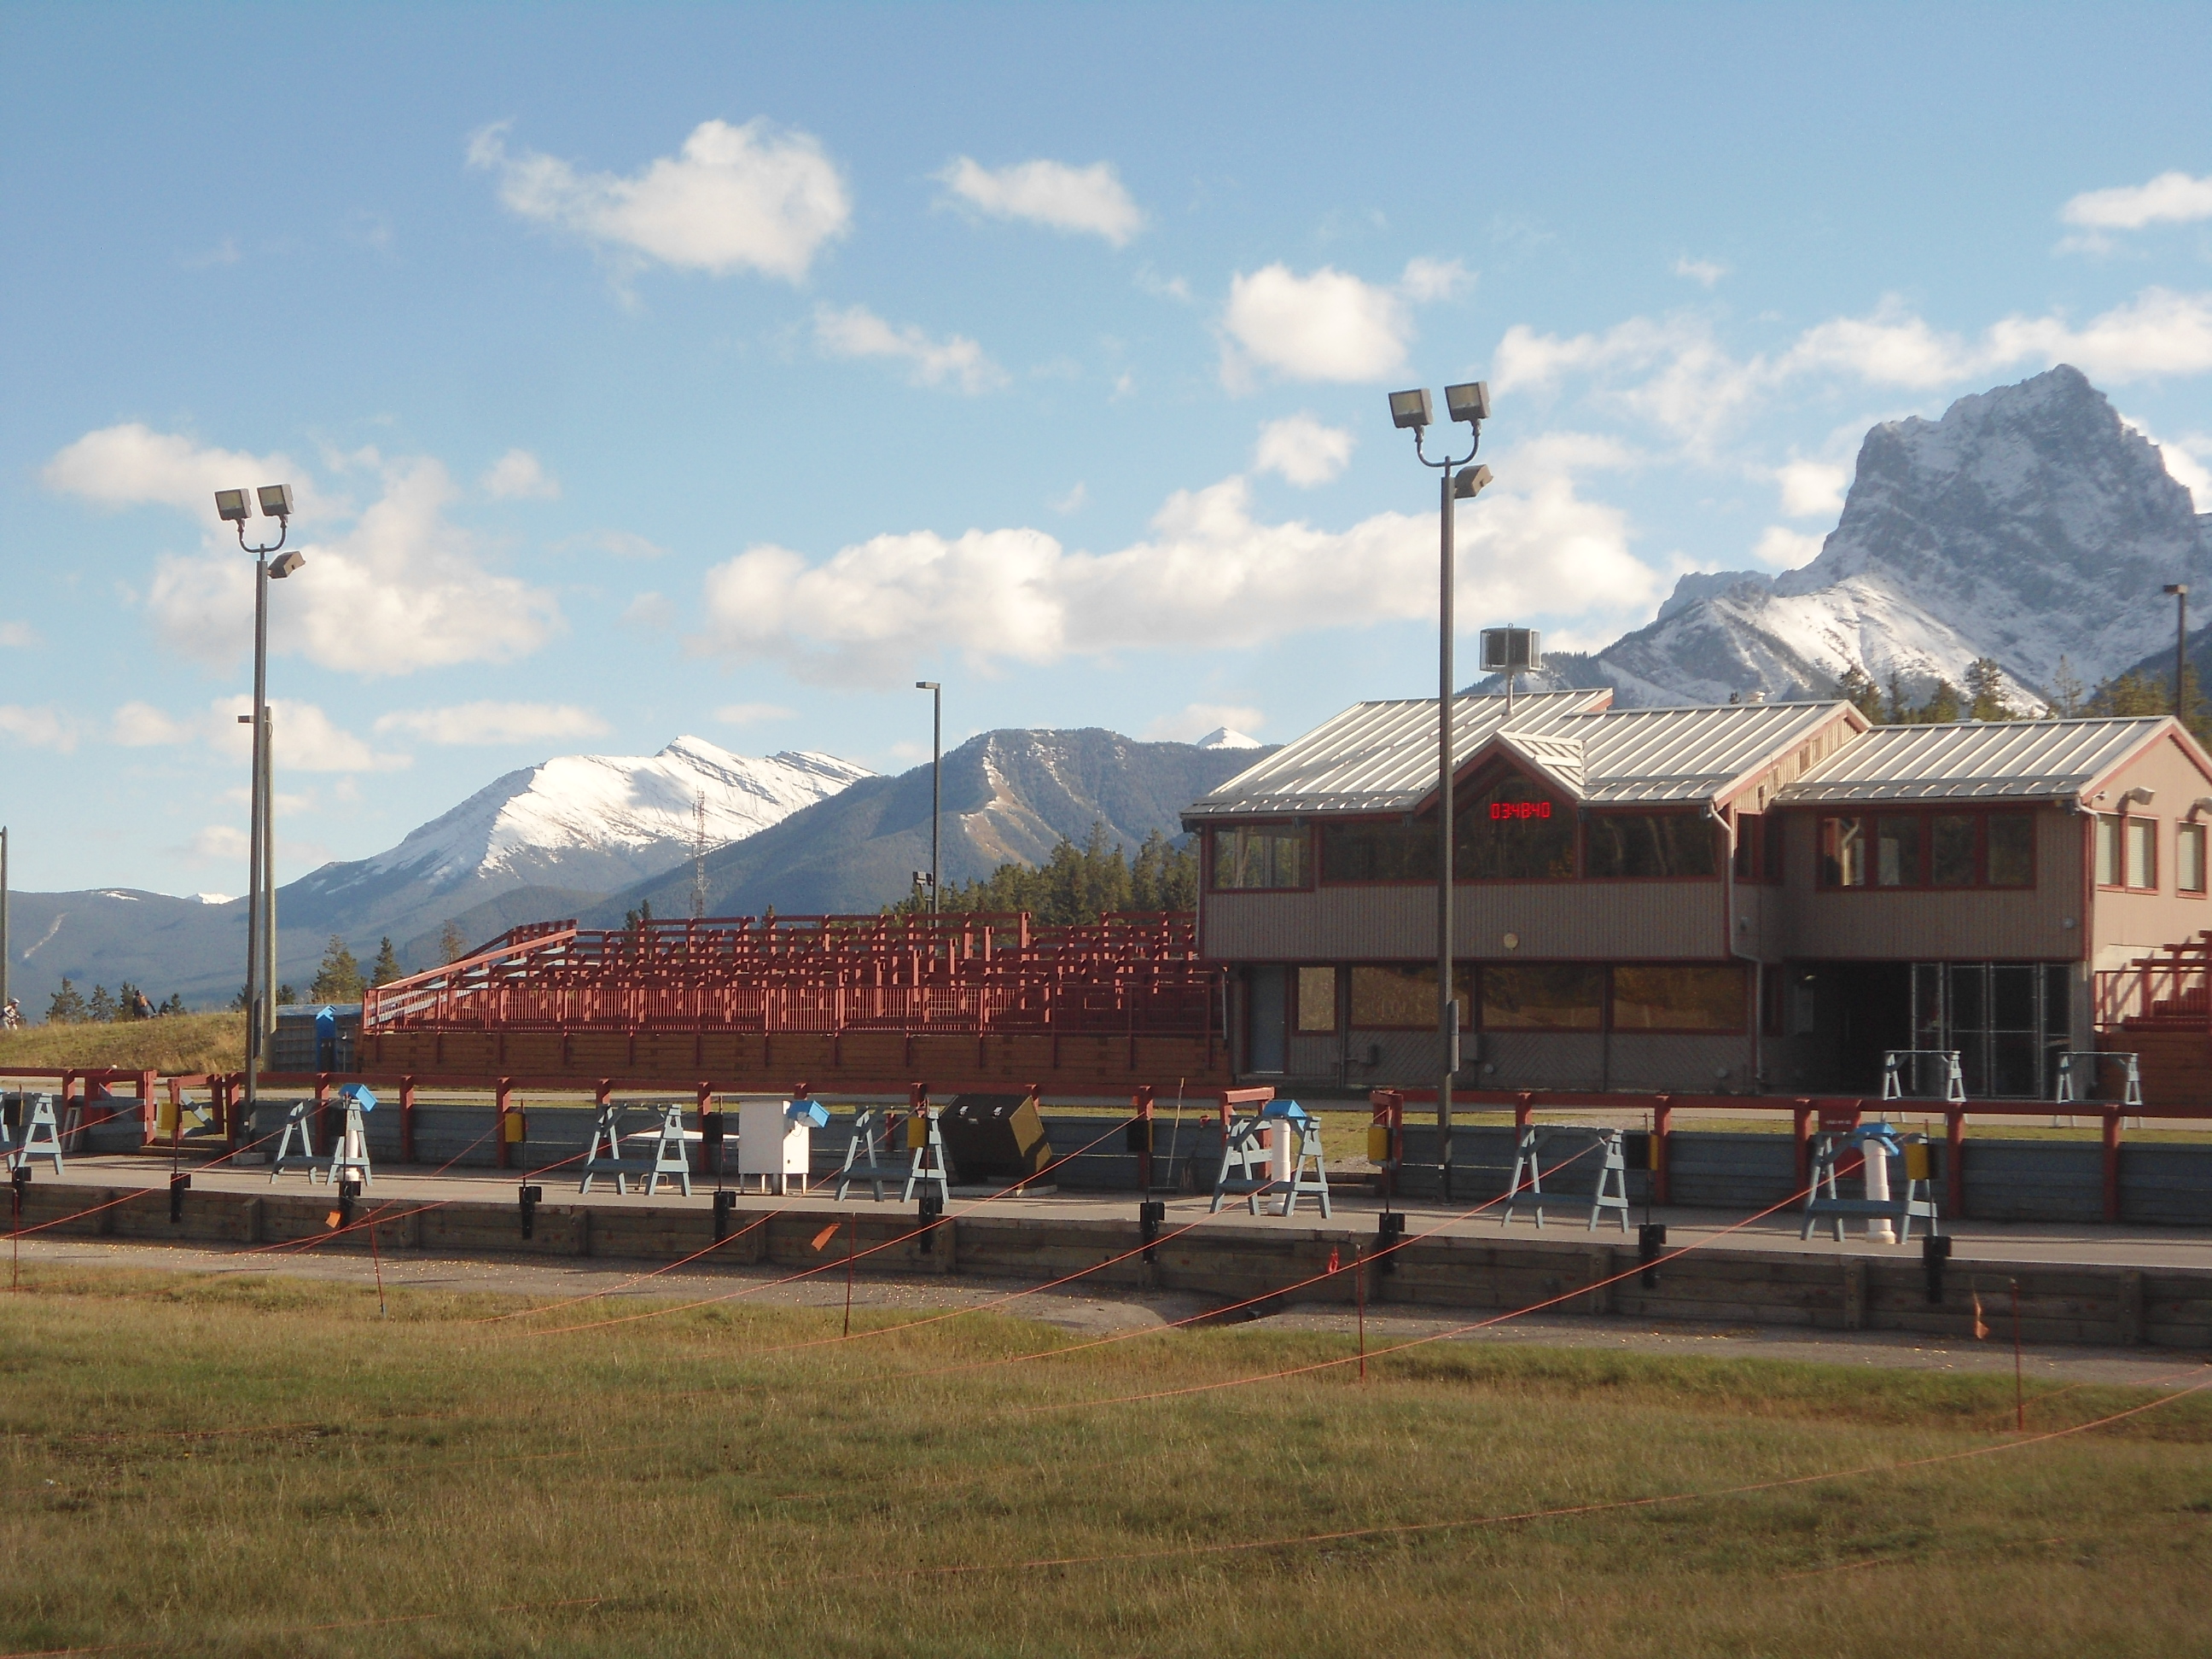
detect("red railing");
top-left (363, 911), bottom-right (1220, 1038)
top-left (2093, 930), bottom-right (2212, 1030)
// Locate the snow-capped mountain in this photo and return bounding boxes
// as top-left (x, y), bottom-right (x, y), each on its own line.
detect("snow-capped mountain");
top-left (279, 736), bottom-right (870, 953)
top-left (1530, 365), bottom-right (2209, 708)
top-left (1195, 726), bottom-right (1264, 750)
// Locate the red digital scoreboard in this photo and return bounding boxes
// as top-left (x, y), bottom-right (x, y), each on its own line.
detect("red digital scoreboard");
top-left (1489, 800), bottom-right (1551, 820)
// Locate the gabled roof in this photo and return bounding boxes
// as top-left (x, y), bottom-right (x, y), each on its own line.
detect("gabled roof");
top-left (1183, 692), bottom-right (1855, 819)
top-left (1181, 690), bottom-right (1609, 819)
top-left (1774, 716), bottom-right (2207, 806)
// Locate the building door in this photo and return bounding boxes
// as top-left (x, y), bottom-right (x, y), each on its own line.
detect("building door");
top-left (1247, 965), bottom-right (1288, 1074)
top-left (1907, 963), bottom-right (2071, 1098)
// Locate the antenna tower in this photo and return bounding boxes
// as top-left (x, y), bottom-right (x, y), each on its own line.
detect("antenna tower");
top-left (690, 788), bottom-right (708, 920)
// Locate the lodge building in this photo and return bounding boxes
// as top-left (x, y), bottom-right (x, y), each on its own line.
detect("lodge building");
top-left (1182, 689), bottom-right (2212, 1098)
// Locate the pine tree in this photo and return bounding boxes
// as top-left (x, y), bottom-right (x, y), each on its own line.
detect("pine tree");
top-left (115, 981), bottom-right (148, 1021)
top-left (46, 980), bottom-right (88, 1024)
top-left (157, 993), bottom-right (187, 1016)
top-left (1918, 681), bottom-right (1963, 724)
top-left (276, 984), bottom-right (299, 1006)
top-left (2087, 670), bottom-right (2169, 719)
top-left (87, 985), bottom-right (118, 1022)
top-left (2048, 656), bottom-right (2087, 719)
top-left (1965, 657), bottom-right (2014, 722)
top-left (369, 936), bottom-right (403, 987)
top-left (1883, 672), bottom-right (1912, 725)
top-left (1831, 664), bottom-right (1883, 723)
top-left (310, 935), bottom-right (364, 1004)
top-left (439, 921), bottom-right (469, 963)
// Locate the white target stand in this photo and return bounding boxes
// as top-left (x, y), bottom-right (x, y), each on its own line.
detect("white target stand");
top-left (899, 1103), bottom-right (952, 1207)
top-left (580, 1101), bottom-right (694, 1197)
top-left (270, 1100), bottom-right (323, 1182)
top-left (317, 1084), bottom-right (375, 1189)
top-left (1501, 1126), bottom-right (1632, 1231)
top-left (3, 1092), bottom-right (65, 1177)
top-left (835, 1105), bottom-right (899, 1201)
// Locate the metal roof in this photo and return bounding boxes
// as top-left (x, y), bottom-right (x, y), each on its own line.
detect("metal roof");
top-left (1774, 717), bottom-right (2191, 805)
top-left (1183, 693), bottom-right (1854, 818)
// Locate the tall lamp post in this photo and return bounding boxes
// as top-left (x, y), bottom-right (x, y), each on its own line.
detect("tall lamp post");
top-left (214, 485), bottom-right (302, 1141)
top-left (1388, 381), bottom-right (1493, 1202)
top-left (2165, 584), bottom-right (2190, 723)
top-left (915, 681), bottom-right (942, 917)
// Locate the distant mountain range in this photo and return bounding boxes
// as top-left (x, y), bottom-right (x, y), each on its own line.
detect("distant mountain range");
top-left (3, 730), bottom-right (1269, 1011)
top-left (1489, 364), bottom-right (2209, 709)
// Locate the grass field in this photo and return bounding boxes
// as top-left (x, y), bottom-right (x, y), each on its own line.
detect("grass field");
top-left (3, 1266), bottom-right (2208, 1657)
top-left (0, 1010), bottom-right (242, 1077)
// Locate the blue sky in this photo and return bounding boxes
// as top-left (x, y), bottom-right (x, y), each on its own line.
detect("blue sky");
top-left (3, 3), bottom-right (2209, 896)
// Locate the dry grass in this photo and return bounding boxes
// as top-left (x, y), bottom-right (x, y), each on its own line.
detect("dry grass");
top-left (0, 1010), bottom-right (243, 1077)
top-left (2, 1265), bottom-right (2208, 1657)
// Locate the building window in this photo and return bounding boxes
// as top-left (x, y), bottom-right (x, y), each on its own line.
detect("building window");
top-left (1611, 964), bottom-right (1748, 1032)
top-left (2126, 817), bottom-right (2157, 890)
top-left (1820, 816), bottom-right (1869, 887)
top-left (1320, 819), bottom-right (1434, 883)
top-left (2181, 823), bottom-right (2208, 895)
top-left (1585, 813), bottom-right (1719, 879)
top-left (1295, 965), bottom-right (1336, 1033)
top-left (1211, 824), bottom-right (1309, 890)
top-left (1460, 776), bottom-right (1575, 879)
top-left (1349, 963), bottom-right (1471, 1029)
top-left (1480, 963), bottom-right (1605, 1030)
top-left (1822, 810), bottom-right (2034, 889)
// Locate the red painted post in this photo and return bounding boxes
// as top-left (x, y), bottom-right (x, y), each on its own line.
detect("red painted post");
top-left (1652, 1098), bottom-right (1673, 1207)
top-left (1514, 1091), bottom-right (1534, 1135)
top-left (314, 1076), bottom-right (332, 1149)
top-left (495, 1078), bottom-right (513, 1171)
top-left (139, 1068), bottom-right (158, 1149)
top-left (2102, 1109), bottom-right (2122, 1222)
top-left (1133, 1084), bottom-right (1155, 1192)
top-left (399, 1079), bottom-right (417, 1164)
top-left (1946, 1108), bottom-right (1966, 1220)
top-left (1792, 1099), bottom-right (1813, 1193)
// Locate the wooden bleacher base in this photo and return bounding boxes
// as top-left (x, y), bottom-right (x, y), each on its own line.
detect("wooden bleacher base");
top-left (579, 1103), bottom-right (693, 1198)
top-left (270, 1101), bottom-right (323, 1182)
top-left (3, 1092), bottom-right (65, 1177)
top-left (1209, 1112), bottom-right (1330, 1219)
top-left (1800, 1131), bottom-right (1941, 1243)
top-left (1500, 1126), bottom-right (1632, 1232)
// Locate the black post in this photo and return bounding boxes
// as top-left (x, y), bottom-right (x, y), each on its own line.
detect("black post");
top-left (2170, 585), bottom-right (2191, 721)
top-left (1438, 465), bottom-right (1457, 1201)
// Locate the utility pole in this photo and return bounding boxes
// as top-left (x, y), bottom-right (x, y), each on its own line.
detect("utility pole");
top-left (2166, 584), bottom-right (2190, 725)
top-left (2, 824), bottom-right (10, 1019)
top-left (915, 681), bottom-right (942, 917)
top-left (690, 788), bottom-right (709, 920)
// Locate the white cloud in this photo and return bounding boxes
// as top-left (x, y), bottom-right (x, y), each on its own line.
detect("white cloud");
top-left (1753, 526), bottom-right (1825, 570)
top-left (1146, 703), bottom-right (1264, 742)
top-left (45, 428), bottom-right (566, 677)
top-left (1775, 458), bottom-right (1849, 519)
top-left (1253, 414), bottom-right (1356, 486)
top-left (212, 697), bottom-right (408, 771)
top-left (1222, 265), bottom-right (1410, 385)
top-left (111, 701), bottom-right (195, 746)
top-left (2123, 416), bottom-right (2212, 506)
top-left (0, 621), bottom-right (38, 648)
top-left (468, 117), bottom-right (849, 282)
top-left (187, 825), bottom-right (250, 862)
top-left (813, 304), bottom-right (1006, 393)
top-left (0, 705), bottom-right (77, 751)
top-left (622, 591), bottom-right (676, 631)
top-left (480, 448), bottom-right (560, 500)
top-left (692, 465), bottom-right (1659, 684)
top-left (373, 702), bottom-right (609, 745)
top-left (715, 701), bottom-right (795, 725)
top-left (936, 156), bottom-right (1143, 246)
top-left (591, 529), bottom-right (665, 560)
top-left (2062, 171), bottom-right (2212, 230)
top-left (1050, 482), bottom-right (1089, 515)
top-left (42, 423), bottom-right (303, 515)
top-left (1674, 256), bottom-right (1727, 288)
top-left (1398, 256), bottom-right (1473, 302)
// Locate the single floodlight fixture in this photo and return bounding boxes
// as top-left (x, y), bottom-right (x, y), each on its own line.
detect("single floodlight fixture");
top-left (916, 680), bottom-right (940, 691)
top-left (1453, 464), bottom-right (1494, 501)
top-left (1388, 388), bottom-right (1433, 431)
top-left (214, 488), bottom-right (252, 522)
top-left (1445, 381), bottom-right (1491, 424)
top-left (269, 550), bottom-right (305, 579)
top-left (2167, 584), bottom-right (2190, 597)
top-left (257, 483), bottom-right (294, 519)
top-left (2124, 785), bottom-right (2157, 806)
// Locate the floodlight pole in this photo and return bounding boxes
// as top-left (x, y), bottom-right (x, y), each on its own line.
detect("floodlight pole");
top-left (917, 681), bottom-right (942, 917)
top-left (223, 499), bottom-right (292, 1141)
top-left (1406, 420), bottom-right (1484, 1202)
top-left (2166, 584), bottom-right (2190, 724)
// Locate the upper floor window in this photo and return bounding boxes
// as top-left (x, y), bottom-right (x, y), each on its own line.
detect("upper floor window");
top-left (1821, 810), bottom-right (2034, 889)
top-left (1210, 824), bottom-right (1309, 890)
top-left (2094, 813), bottom-right (2157, 891)
top-left (1461, 776), bottom-right (1575, 879)
top-left (1586, 813), bottom-right (1719, 879)
top-left (2180, 822), bottom-right (2208, 896)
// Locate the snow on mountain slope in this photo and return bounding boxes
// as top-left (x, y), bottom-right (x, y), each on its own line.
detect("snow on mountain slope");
top-left (1584, 364), bottom-right (2209, 707)
top-left (356, 737), bottom-right (870, 891)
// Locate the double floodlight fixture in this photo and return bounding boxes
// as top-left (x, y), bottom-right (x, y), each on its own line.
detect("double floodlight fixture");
top-left (213, 481), bottom-right (299, 559)
top-left (1388, 381), bottom-right (1491, 432)
top-left (1453, 464), bottom-right (1494, 501)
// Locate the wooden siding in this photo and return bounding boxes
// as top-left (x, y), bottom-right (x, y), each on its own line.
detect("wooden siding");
top-left (1202, 879), bottom-right (1728, 962)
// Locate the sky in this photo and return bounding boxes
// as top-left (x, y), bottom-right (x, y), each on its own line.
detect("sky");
top-left (3, 2), bottom-right (2210, 898)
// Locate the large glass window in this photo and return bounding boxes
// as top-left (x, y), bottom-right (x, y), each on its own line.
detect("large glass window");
top-left (1320, 820), bottom-right (1435, 883)
top-left (2095, 814), bottom-right (2122, 887)
top-left (1458, 776), bottom-right (1575, 879)
top-left (1875, 815), bottom-right (1922, 886)
top-left (1349, 964), bottom-right (1472, 1028)
top-left (1986, 813), bottom-right (2033, 887)
top-left (1611, 964), bottom-right (1747, 1031)
top-left (1295, 965), bottom-right (1337, 1032)
top-left (2126, 818), bottom-right (2157, 890)
top-left (2181, 823), bottom-right (2208, 896)
top-left (1821, 816), bottom-right (1868, 886)
top-left (1585, 814), bottom-right (1719, 878)
top-left (1210, 824), bottom-right (1309, 890)
top-left (1480, 963), bottom-right (1605, 1029)
top-left (1930, 815), bottom-right (1976, 887)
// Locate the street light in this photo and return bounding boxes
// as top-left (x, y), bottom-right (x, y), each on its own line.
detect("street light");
top-left (1387, 379), bottom-right (1491, 1202)
top-left (2165, 584), bottom-right (2190, 723)
top-left (215, 481), bottom-right (302, 1144)
top-left (915, 681), bottom-right (941, 917)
